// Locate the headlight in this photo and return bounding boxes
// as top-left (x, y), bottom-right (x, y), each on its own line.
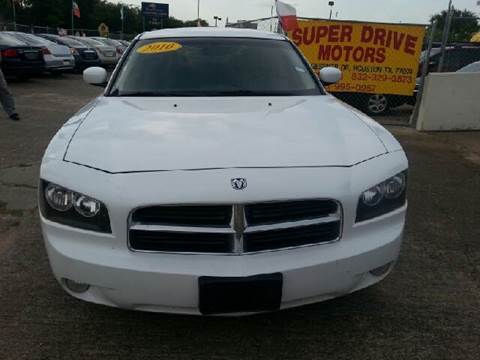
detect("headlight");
top-left (356, 171), bottom-right (407, 222)
top-left (45, 183), bottom-right (73, 212)
top-left (40, 180), bottom-right (111, 233)
top-left (73, 193), bottom-right (101, 218)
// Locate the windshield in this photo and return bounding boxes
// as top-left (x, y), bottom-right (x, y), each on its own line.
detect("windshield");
top-left (94, 37), bottom-right (121, 47)
top-left (109, 37), bottom-right (323, 97)
top-left (73, 37), bottom-right (105, 47)
top-left (52, 36), bottom-right (84, 47)
top-left (10, 32), bottom-right (46, 46)
top-left (421, 48), bottom-right (442, 62)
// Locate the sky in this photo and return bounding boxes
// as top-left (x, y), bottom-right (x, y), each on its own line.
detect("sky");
top-left (112, 0), bottom-right (480, 25)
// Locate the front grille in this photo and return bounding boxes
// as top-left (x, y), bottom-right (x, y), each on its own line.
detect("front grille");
top-left (132, 205), bottom-right (232, 227)
top-left (245, 200), bottom-right (338, 225)
top-left (128, 200), bottom-right (341, 254)
top-left (244, 222), bottom-right (341, 253)
top-left (130, 230), bottom-right (233, 253)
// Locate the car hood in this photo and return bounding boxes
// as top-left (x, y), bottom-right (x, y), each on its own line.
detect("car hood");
top-left (64, 96), bottom-right (389, 173)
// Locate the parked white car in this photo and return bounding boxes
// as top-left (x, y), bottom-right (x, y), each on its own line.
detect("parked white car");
top-left (7, 31), bottom-right (75, 73)
top-left (40, 28), bottom-right (408, 316)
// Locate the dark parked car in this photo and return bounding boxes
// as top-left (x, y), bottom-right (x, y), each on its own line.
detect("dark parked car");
top-left (0, 32), bottom-right (44, 79)
top-left (412, 45), bottom-right (480, 102)
top-left (37, 34), bottom-right (101, 71)
top-left (422, 44), bottom-right (480, 74)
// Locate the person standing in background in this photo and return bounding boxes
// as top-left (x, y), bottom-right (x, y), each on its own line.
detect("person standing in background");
top-left (0, 53), bottom-right (20, 121)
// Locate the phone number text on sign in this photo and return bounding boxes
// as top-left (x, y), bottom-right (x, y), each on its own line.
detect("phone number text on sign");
top-left (289, 20), bottom-right (426, 96)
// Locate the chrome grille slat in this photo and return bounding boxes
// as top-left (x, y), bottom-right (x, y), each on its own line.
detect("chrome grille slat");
top-left (130, 224), bottom-right (235, 234)
top-left (244, 214), bottom-right (340, 233)
top-left (128, 200), bottom-right (342, 254)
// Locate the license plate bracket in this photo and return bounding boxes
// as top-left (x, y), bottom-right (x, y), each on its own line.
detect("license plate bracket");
top-left (199, 273), bottom-right (283, 315)
top-left (24, 51), bottom-right (38, 60)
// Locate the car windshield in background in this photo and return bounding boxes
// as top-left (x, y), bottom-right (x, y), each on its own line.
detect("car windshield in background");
top-left (0, 33), bottom-right (27, 46)
top-left (94, 38), bottom-right (121, 46)
top-left (56, 36), bottom-right (84, 47)
top-left (421, 48), bottom-right (442, 62)
top-left (109, 37), bottom-right (323, 97)
top-left (73, 37), bottom-right (105, 47)
top-left (9, 32), bottom-right (45, 46)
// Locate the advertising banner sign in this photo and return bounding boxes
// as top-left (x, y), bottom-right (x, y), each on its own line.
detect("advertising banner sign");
top-left (289, 20), bottom-right (426, 95)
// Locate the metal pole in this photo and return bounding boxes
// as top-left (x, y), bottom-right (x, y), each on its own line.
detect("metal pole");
top-left (12, 0), bottom-right (17, 31)
top-left (197, 0), bottom-right (201, 27)
top-left (328, 1), bottom-right (334, 20)
top-left (270, 5), bottom-right (274, 32)
top-left (438, 0), bottom-right (453, 72)
top-left (410, 21), bottom-right (437, 128)
top-left (71, 0), bottom-right (74, 35)
top-left (121, 6), bottom-right (124, 40)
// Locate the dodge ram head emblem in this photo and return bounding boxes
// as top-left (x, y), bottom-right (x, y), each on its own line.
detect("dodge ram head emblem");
top-left (231, 178), bottom-right (247, 190)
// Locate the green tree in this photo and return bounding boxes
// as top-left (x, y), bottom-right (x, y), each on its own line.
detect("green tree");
top-left (431, 7), bottom-right (479, 43)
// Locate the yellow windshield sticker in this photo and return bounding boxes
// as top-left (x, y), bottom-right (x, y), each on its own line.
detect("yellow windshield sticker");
top-left (137, 42), bottom-right (182, 54)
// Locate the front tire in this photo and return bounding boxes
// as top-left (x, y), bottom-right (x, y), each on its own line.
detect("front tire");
top-left (364, 94), bottom-right (390, 116)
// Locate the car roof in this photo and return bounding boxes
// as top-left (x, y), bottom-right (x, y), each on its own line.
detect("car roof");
top-left (139, 27), bottom-right (286, 41)
top-left (458, 60), bottom-right (480, 72)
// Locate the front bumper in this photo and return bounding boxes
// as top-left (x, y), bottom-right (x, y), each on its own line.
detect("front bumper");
top-left (40, 150), bottom-right (408, 315)
top-left (42, 206), bottom-right (404, 315)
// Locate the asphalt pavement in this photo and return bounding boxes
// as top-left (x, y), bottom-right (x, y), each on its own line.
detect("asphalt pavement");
top-left (0, 74), bottom-right (479, 360)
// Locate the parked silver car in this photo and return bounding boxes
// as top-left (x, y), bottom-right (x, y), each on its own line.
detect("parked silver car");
top-left (7, 32), bottom-right (75, 73)
top-left (69, 36), bottom-right (117, 67)
top-left (90, 37), bottom-right (126, 58)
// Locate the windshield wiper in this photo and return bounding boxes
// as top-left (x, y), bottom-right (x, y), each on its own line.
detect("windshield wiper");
top-left (109, 89), bottom-right (158, 97)
top-left (110, 90), bottom-right (299, 97)
top-left (112, 91), bottom-right (210, 97)
top-left (205, 90), bottom-right (297, 96)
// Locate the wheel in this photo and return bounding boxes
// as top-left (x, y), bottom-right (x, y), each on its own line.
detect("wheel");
top-left (364, 94), bottom-right (390, 116)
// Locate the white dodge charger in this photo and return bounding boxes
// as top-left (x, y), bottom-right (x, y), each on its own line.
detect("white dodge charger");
top-left (40, 28), bottom-right (408, 315)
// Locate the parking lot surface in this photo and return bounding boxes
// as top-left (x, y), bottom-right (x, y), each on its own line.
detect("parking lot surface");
top-left (0, 74), bottom-right (479, 360)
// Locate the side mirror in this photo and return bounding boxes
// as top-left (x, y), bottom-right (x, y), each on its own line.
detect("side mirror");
top-left (83, 67), bottom-right (108, 87)
top-left (319, 67), bottom-right (342, 85)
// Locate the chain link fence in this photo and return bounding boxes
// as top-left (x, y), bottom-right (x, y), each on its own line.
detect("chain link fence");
top-left (0, 22), bottom-right (135, 40)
